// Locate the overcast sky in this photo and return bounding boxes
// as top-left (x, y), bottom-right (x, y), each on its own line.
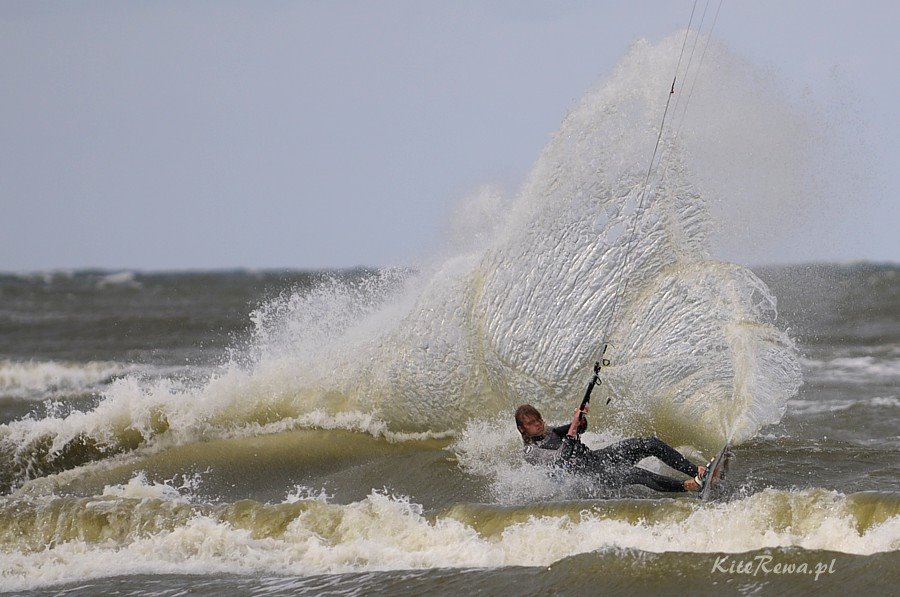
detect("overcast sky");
top-left (2, 1), bottom-right (897, 271)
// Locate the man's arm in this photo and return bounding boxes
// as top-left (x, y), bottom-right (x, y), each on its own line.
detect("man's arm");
top-left (550, 424), bottom-right (574, 437)
top-left (563, 407), bottom-right (589, 438)
top-left (550, 410), bottom-right (588, 439)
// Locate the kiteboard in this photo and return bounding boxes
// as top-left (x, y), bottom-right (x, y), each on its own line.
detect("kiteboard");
top-left (699, 443), bottom-right (733, 501)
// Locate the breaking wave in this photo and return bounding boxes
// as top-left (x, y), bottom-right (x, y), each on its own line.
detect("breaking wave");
top-left (0, 473), bottom-right (895, 592)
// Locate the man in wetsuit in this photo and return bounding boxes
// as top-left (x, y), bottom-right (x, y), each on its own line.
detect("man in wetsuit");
top-left (515, 404), bottom-right (706, 492)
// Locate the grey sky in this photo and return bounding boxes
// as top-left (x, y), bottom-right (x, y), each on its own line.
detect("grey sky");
top-left (2, 1), bottom-right (897, 271)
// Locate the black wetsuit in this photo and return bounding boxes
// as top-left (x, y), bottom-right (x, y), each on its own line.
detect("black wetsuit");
top-left (522, 423), bottom-right (699, 492)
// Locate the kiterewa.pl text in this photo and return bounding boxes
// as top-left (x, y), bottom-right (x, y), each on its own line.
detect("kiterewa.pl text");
top-left (711, 554), bottom-right (836, 581)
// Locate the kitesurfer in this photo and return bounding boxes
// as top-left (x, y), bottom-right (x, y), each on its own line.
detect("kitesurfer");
top-left (515, 404), bottom-right (707, 492)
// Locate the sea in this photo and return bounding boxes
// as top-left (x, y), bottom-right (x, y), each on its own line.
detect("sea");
top-left (1, 35), bottom-right (897, 596)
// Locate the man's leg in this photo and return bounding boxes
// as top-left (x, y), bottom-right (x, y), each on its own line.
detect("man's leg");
top-left (590, 436), bottom-right (699, 477)
top-left (621, 467), bottom-right (688, 492)
top-left (637, 436), bottom-right (699, 477)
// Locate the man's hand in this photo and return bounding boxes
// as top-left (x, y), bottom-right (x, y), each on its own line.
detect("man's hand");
top-left (567, 406), bottom-right (587, 438)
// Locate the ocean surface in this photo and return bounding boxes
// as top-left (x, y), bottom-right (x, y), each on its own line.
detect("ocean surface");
top-left (2, 35), bottom-right (897, 595)
top-left (0, 263), bottom-right (897, 595)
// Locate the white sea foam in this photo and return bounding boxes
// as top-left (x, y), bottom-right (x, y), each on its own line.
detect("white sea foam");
top-left (0, 489), bottom-right (895, 592)
top-left (102, 472), bottom-right (201, 503)
top-left (11, 270), bottom-right (76, 284)
top-left (801, 355), bottom-right (900, 385)
top-left (0, 359), bottom-right (136, 401)
top-left (284, 485), bottom-right (332, 504)
top-left (788, 395), bottom-right (899, 416)
top-left (96, 271), bottom-right (141, 289)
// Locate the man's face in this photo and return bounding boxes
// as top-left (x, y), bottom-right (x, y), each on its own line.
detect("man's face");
top-left (518, 414), bottom-right (545, 439)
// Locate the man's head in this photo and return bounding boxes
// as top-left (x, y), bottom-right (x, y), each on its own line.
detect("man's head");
top-left (515, 404), bottom-right (546, 443)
